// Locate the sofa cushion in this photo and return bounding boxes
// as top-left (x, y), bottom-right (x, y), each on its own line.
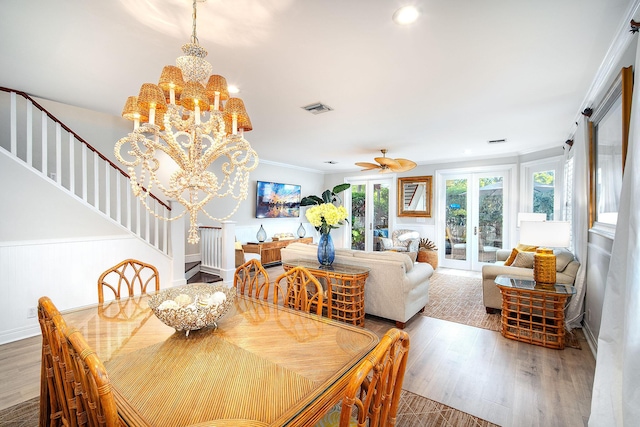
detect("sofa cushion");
top-left (511, 251), bottom-right (535, 268)
top-left (353, 250), bottom-right (413, 272)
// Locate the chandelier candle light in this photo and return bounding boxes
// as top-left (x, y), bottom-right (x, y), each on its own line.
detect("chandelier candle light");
top-left (115, 0), bottom-right (258, 244)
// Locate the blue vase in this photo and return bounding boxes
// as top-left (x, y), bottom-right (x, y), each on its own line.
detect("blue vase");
top-left (317, 232), bottom-right (335, 266)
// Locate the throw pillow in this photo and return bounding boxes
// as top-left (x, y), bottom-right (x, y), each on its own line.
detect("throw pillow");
top-left (511, 251), bottom-right (535, 268)
top-left (516, 243), bottom-right (538, 252)
top-left (504, 248), bottom-right (519, 266)
top-left (554, 249), bottom-right (574, 271)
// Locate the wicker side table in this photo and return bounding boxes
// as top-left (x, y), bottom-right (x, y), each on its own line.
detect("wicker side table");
top-left (283, 260), bottom-right (369, 327)
top-left (494, 275), bottom-right (576, 349)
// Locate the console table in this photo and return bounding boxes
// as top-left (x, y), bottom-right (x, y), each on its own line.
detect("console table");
top-left (495, 275), bottom-right (576, 349)
top-left (244, 237), bottom-right (313, 266)
top-left (283, 260), bottom-right (369, 327)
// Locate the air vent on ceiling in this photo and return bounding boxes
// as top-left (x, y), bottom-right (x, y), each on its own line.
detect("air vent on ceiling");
top-left (487, 139), bottom-right (507, 144)
top-left (302, 102), bottom-right (333, 115)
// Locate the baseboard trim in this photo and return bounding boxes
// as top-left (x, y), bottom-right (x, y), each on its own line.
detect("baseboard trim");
top-left (583, 321), bottom-right (598, 359)
top-left (185, 253), bottom-right (200, 263)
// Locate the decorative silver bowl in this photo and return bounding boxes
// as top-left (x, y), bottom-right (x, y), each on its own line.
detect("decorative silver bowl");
top-left (148, 283), bottom-right (236, 335)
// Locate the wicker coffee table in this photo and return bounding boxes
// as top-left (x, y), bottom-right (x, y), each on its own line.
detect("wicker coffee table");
top-left (495, 275), bottom-right (576, 349)
top-left (283, 260), bottom-right (369, 327)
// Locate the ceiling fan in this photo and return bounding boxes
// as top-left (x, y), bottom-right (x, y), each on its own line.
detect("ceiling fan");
top-left (355, 149), bottom-right (417, 173)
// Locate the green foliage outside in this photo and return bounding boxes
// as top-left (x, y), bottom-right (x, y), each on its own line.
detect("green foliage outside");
top-left (533, 171), bottom-right (555, 220)
top-left (350, 185), bottom-right (389, 250)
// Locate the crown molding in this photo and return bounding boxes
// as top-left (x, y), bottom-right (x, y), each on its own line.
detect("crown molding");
top-left (568, 0), bottom-right (640, 138)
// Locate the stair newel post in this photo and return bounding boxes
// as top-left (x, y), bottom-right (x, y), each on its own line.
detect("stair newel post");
top-left (220, 221), bottom-right (236, 285)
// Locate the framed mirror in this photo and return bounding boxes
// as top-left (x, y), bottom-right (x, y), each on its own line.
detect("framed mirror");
top-left (398, 176), bottom-right (432, 217)
top-left (589, 66), bottom-right (633, 228)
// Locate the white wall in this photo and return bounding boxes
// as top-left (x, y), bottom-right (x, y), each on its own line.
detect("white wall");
top-left (0, 235), bottom-right (173, 344)
top-left (188, 160), bottom-right (326, 256)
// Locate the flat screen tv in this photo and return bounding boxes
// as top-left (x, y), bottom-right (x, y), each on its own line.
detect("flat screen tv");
top-left (256, 181), bottom-right (301, 218)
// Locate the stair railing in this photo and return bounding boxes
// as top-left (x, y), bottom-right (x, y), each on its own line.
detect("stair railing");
top-left (0, 87), bottom-right (171, 255)
top-left (200, 222), bottom-right (236, 284)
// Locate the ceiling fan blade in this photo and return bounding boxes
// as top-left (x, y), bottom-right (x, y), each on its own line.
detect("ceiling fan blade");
top-left (393, 159), bottom-right (417, 172)
top-left (375, 157), bottom-right (401, 168)
top-left (355, 162), bottom-right (382, 171)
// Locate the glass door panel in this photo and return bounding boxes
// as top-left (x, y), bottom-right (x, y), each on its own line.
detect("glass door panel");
top-left (444, 178), bottom-right (468, 262)
top-left (349, 179), bottom-right (390, 252)
top-left (476, 175), bottom-right (504, 265)
top-left (351, 183), bottom-right (366, 250)
top-left (440, 169), bottom-right (508, 271)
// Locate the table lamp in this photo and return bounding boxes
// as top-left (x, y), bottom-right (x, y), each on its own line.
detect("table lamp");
top-left (519, 221), bottom-right (571, 285)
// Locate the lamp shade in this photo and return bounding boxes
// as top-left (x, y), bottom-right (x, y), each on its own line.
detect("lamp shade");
top-left (517, 212), bottom-right (546, 227)
top-left (206, 75), bottom-right (230, 102)
top-left (180, 81), bottom-right (210, 112)
top-left (121, 96), bottom-right (148, 122)
top-left (137, 83), bottom-right (168, 113)
top-left (224, 98), bottom-right (252, 132)
top-left (519, 221), bottom-right (571, 248)
top-left (158, 65), bottom-right (185, 101)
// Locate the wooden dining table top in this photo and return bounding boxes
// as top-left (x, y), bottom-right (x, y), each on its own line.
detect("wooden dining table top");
top-left (59, 288), bottom-right (379, 426)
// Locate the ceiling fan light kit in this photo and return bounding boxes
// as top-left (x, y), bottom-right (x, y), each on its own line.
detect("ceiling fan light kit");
top-left (355, 149), bottom-right (416, 173)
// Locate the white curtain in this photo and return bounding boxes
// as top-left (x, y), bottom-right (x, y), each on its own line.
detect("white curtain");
top-left (588, 42), bottom-right (640, 426)
top-left (565, 118), bottom-right (589, 329)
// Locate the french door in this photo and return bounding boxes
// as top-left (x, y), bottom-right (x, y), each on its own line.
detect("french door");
top-left (438, 168), bottom-right (511, 271)
top-left (348, 178), bottom-right (392, 252)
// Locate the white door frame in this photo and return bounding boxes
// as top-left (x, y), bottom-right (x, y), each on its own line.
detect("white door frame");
top-left (436, 164), bottom-right (517, 271)
top-left (345, 175), bottom-right (394, 251)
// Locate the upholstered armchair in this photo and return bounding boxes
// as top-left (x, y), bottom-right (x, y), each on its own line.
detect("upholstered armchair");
top-left (380, 229), bottom-right (420, 252)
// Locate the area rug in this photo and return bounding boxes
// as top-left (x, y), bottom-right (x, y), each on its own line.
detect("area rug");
top-left (0, 391), bottom-right (498, 427)
top-left (423, 271), bottom-right (581, 349)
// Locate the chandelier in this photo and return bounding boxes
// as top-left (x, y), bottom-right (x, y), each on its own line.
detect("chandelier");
top-left (115, 0), bottom-right (258, 244)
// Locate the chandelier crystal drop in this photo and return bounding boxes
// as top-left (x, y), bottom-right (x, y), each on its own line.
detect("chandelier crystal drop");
top-left (115, 0), bottom-right (258, 244)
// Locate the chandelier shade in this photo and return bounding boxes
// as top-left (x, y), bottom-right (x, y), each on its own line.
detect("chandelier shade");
top-left (206, 74), bottom-right (229, 111)
top-left (115, 0), bottom-right (259, 244)
top-left (121, 96), bottom-right (148, 125)
top-left (224, 98), bottom-right (252, 134)
top-left (158, 65), bottom-right (185, 105)
top-left (180, 81), bottom-right (210, 112)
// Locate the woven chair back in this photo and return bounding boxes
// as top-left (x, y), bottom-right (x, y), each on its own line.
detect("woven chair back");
top-left (339, 328), bottom-right (410, 427)
top-left (98, 259), bottom-right (160, 303)
top-left (234, 259), bottom-right (270, 300)
top-left (273, 266), bottom-right (324, 315)
top-left (38, 296), bottom-right (119, 427)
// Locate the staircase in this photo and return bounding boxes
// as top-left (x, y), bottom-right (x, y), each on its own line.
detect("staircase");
top-left (185, 261), bottom-right (222, 284)
top-left (0, 87), bottom-right (171, 255)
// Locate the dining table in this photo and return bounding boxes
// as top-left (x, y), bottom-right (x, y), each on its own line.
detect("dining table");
top-left (54, 287), bottom-right (379, 426)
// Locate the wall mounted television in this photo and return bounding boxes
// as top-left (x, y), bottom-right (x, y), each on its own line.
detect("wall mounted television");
top-left (256, 181), bottom-right (301, 218)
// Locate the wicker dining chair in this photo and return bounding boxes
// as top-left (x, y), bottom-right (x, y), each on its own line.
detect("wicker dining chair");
top-left (38, 296), bottom-right (120, 427)
top-left (273, 266), bottom-right (324, 316)
top-left (98, 259), bottom-right (160, 303)
top-left (315, 328), bottom-right (410, 427)
top-left (234, 259), bottom-right (271, 300)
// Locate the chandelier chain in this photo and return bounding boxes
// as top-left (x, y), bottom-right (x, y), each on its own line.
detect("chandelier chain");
top-left (191, 0), bottom-right (199, 45)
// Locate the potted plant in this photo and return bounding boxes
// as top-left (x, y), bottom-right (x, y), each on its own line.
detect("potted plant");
top-left (417, 238), bottom-right (438, 269)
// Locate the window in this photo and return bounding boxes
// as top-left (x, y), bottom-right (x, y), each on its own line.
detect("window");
top-left (520, 157), bottom-right (563, 221)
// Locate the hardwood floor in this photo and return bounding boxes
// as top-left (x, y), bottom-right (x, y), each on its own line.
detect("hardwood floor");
top-left (364, 314), bottom-right (595, 427)
top-left (0, 273), bottom-right (595, 426)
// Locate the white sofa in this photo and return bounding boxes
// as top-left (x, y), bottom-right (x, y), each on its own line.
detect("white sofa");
top-left (481, 248), bottom-right (580, 313)
top-left (281, 242), bottom-right (434, 328)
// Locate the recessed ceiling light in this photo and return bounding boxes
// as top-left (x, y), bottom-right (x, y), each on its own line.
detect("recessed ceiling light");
top-left (393, 6), bottom-right (420, 25)
top-left (227, 85), bottom-right (240, 94)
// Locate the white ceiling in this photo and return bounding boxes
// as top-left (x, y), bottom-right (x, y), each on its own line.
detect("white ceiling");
top-left (0, 0), bottom-right (635, 172)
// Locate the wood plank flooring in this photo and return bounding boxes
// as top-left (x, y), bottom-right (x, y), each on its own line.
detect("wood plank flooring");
top-left (0, 268), bottom-right (595, 426)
